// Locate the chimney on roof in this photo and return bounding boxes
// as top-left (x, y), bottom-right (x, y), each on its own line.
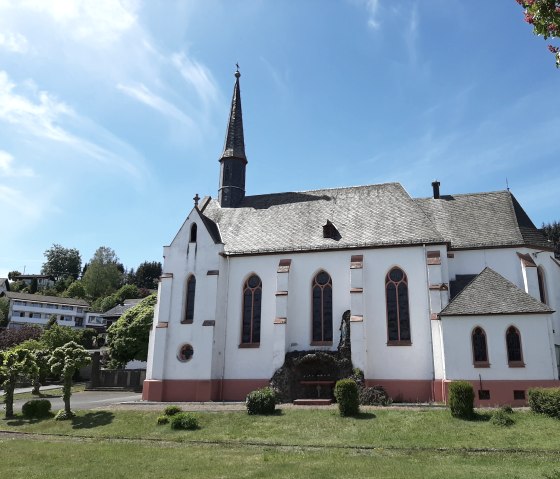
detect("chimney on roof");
top-left (431, 180), bottom-right (441, 199)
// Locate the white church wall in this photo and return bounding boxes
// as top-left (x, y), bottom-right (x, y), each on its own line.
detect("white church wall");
top-left (361, 245), bottom-right (434, 381)
top-left (440, 314), bottom-right (557, 380)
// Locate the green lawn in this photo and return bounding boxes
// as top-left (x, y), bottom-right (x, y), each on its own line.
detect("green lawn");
top-left (12, 383), bottom-right (86, 402)
top-left (1, 407), bottom-right (560, 478)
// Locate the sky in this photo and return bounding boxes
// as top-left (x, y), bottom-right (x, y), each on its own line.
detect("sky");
top-left (0, 0), bottom-right (559, 279)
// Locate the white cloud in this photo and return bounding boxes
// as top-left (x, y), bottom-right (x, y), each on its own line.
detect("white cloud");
top-left (0, 31), bottom-right (28, 53)
top-left (4, 0), bottom-right (138, 46)
top-left (366, 0), bottom-right (381, 29)
top-left (0, 70), bottom-right (144, 178)
top-left (171, 53), bottom-right (219, 108)
top-left (0, 70), bottom-right (74, 142)
top-left (0, 150), bottom-right (34, 177)
top-left (0, 185), bottom-right (44, 220)
top-left (117, 82), bottom-right (194, 126)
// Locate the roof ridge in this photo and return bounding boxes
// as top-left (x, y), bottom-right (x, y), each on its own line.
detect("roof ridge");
top-left (415, 190), bottom-right (510, 200)
top-left (242, 182), bottom-right (403, 199)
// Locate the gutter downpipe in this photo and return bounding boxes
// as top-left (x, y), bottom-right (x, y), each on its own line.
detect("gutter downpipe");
top-left (219, 254), bottom-right (231, 401)
top-left (423, 244), bottom-right (437, 403)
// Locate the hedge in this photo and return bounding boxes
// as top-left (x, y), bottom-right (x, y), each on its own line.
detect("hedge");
top-left (448, 381), bottom-right (474, 418)
top-left (528, 387), bottom-right (560, 419)
top-left (334, 379), bottom-right (359, 416)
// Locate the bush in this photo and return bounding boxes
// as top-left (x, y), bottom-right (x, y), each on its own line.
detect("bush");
top-left (500, 405), bottom-right (513, 414)
top-left (170, 412), bottom-right (199, 430)
top-left (164, 405), bottom-right (182, 416)
top-left (359, 385), bottom-right (391, 406)
top-left (448, 381), bottom-right (474, 418)
top-left (21, 399), bottom-right (52, 419)
top-left (156, 415), bottom-right (169, 425)
top-left (490, 409), bottom-right (515, 427)
top-left (246, 387), bottom-right (277, 415)
top-left (54, 409), bottom-right (75, 421)
top-left (528, 387), bottom-right (560, 419)
top-left (334, 379), bottom-right (360, 416)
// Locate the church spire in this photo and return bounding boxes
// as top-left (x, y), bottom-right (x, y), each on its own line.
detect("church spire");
top-left (218, 66), bottom-right (248, 208)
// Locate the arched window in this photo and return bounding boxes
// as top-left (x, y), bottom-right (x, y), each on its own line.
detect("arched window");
top-left (241, 274), bottom-right (262, 345)
top-left (471, 327), bottom-right (489, 366)
top-left (312, 271), bottom-right (333, 343)
top-left (506, 326), bottom-right (524, 366)
top-left (190, 224), bottom-right (197, 243)
top-left (183, 275), bottom-right (196, 323)
top-left (537, 266), bottom-right (547, 304)
top-left (385, 267), bottom-right (411, 344)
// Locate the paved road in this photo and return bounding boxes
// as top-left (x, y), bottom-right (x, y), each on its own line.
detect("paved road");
top-left (5, 390), bottom-right (142, 413)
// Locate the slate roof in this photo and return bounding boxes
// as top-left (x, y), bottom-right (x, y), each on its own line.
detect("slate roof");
top-left (3, 291), bottom-right (89, 307)
top-left (439, 267), bottom-right (553, 317)
top-left (220, 70), bottom-right (246, 161)
top-left (102, 298), bottom-right (143, 318)
top-left (415, 191), bottom-right (551, 250)
top-left (201, 183), bottom-right (445, 255)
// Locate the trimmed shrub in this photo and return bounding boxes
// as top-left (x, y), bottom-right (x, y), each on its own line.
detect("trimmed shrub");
top-left (22, 399), bottom-right (51, 419)
top-left (528, 387), bottom-right (560, 419)
top-left (334, 379), bottom-right (360, 417)
top-left (490, 409), bottom-right (515, 427)
top-left (359, 385), bottom-right (391, 406)
top-left (164, 405), bottom-right (182, 416)
top-left (156, 415), bottom-right (169, 425)
top-left (246, 387), bottom-right (277, 415)
top-left (500, 405), bottom-right (513, 414)
top-left (448, 381), bottom-right (474, 418)
top-left (54, 409), bottom-right (75, 421)
top-left (170, 412), bottom-right (199, 430)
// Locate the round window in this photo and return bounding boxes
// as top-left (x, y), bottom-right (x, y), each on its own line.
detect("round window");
top-left (177, 344), bottom-right (194, 362)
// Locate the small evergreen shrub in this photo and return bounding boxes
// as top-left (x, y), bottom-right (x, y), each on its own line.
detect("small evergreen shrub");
top-left (54, 409), bottom-right (75, 421)
top-left (334, 379), bottom-right (360, 416)
top-left (22, 399), bottom-right (52, 418)
top-left (170, 412), bottom-right (199, 430)
top-left (528, 387), bottom-right (560, 419)
top-left (164, 405), bottom-right (182, 416)
top-left (156, 415), bottom-right (169, 425)
top-left (359, 385), bottom-right (391, 406)
top-left (448, 381), bottom-right (474, 418)
top-left (246, 387), bottom-right (277, 415)
top-left (500, 405), bottom-right (513, 414)
top-left (490, 408), bottom-right (515, 427)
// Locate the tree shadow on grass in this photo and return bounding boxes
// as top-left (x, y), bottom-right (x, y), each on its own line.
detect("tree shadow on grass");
top-left (71, 411), bottom-right (114, 429)
top-left (4, 414), bottom-right (54, 426)
top-left (453, 411), bottom-right (491, 422)
top-left (354, 411), bottom-right (376, 420)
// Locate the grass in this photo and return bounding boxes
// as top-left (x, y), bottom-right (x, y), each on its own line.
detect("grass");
top-left (1, 407), bottom-right (560, 478)
top-left (11, 383), bottom-right (86, 401)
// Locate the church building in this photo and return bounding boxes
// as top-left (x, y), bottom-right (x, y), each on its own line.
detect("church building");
top-left (143, 69), bottom-right (560, 405)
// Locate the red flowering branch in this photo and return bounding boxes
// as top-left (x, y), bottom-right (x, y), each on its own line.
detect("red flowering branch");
top-left (516, 0), bottom-right (560, 67)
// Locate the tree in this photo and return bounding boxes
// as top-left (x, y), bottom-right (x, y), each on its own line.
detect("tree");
top-left (7, 271), bottom-right (21, 281)
top-left (0, 348), bottom-right (38, 418)
top-left (48, 341), bottom-right (91, 419)
top-left (107, 294), bottom-right (157, 367)
top-left (542, 220), bottom-right (560, 244)
top-left (0, 325), bottom-right (42, 350)
top-left (0, 297), bottom-right (9, 328)
top-left (516, 0), bottom-right (560, 67)
top-left (41, 244), bottom-right (82, 280)
top-left (81, 246), bottom-right (123, 299)
top-left (41, 323), bottom-right (80, 350)
top-left (62, 280), bottom-right (86, 299)
top-left (29, 277), bottom-right (38, 294)
top-left (134, 261), bottom-right (162, 289)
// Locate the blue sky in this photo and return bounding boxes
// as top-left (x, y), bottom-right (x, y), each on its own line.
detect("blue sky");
top-left (1, 0), bottom-right (558, 278)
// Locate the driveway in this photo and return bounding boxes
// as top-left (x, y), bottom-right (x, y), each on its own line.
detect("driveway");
top-left (5, 390), bottom-right (142, 413)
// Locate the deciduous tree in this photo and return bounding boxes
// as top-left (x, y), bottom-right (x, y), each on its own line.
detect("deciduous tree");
top-left (0, 348), bottom-right (38, 418)
top-left (41, 244), bottom-right (82, 280)
top-left (81, 246), bottom-right (123, 299)
top-left (107, 294), bottom-right (156, 367)
top-left (48, 341), bottom-right (91, 419)
top-left (516, 0), bottom-right (560, 67)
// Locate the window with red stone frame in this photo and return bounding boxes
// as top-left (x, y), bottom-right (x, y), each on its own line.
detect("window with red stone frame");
top-left (240, 274), bottom-right (262, 346)
top-left (311, 271), bottom-right (333, 344)
top-left (506, 326), bottom-right (524, 367)
top-left (385, 267), bottom-right (411, 345)
top-left (472, 327), bottom-right (489, 367)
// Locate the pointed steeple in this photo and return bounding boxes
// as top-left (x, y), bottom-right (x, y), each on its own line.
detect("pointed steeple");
top-left (218, 66), bottom-right (248, 208)
top-left (221, 67), bottom-right (247, 161)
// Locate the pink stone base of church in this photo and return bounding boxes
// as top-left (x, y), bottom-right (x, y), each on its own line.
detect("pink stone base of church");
top-left (143, 378), bottom-right (560, 405)
top-left (142, 379), bottom-right (269, 402)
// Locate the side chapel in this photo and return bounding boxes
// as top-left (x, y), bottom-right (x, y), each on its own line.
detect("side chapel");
top-left (144, 69), bottom-right (560, 405)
